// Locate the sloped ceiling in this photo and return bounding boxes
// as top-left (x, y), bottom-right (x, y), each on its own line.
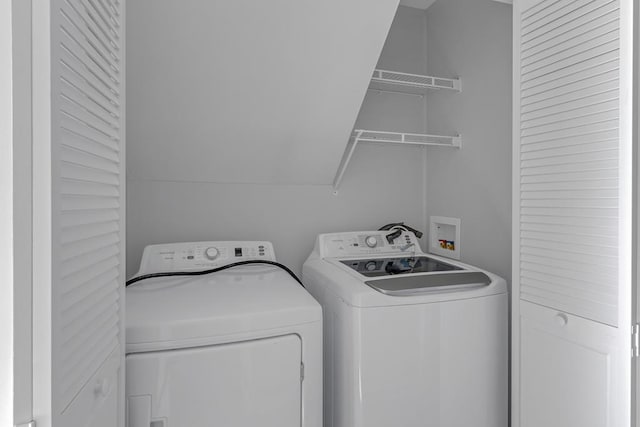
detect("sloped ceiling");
top-left (399, 0), bottom-right (437, 9)
top-left (127, 0), bottom-right (400, 185)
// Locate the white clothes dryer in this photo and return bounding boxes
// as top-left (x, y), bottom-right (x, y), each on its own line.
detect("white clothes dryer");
top-left (303, 231), bottom-right (508, 427)
top-left (126, 241), bottom-right (322, 427)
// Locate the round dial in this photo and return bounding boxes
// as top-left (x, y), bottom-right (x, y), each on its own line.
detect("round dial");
top-left (365, 236), bottom-right (378, 248)
top-left (204, 247), bottom-right (220, 260)
top-left (365, 261), bottom-right (377, 271)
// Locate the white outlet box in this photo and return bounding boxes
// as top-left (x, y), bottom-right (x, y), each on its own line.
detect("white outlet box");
top-left (429, 216), bottom-right (461, 260)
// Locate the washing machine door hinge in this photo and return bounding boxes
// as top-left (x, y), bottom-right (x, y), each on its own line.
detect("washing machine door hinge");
top-left (300, 362), bottom-right (305, 382)
top-left (632, 324), bottom-right (640, 358)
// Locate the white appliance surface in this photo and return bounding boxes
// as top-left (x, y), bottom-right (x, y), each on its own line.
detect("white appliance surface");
top-left (126, 241), bottom-right (322, 427)
top-left (126, 267), bottom-right (320, 353)
top-left (303, 231), bottom-right (508, 427)
top-left (127, 335), bottom-right (302, 427)
top-left (135, 240), bottom-right (277, 275)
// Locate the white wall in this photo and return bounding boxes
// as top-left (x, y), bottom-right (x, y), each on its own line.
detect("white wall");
top-left (425, 0), bottom-right (512, 282)
top-left (126, 0), bottom-right (399, 186)
top-left (11, 1), bottom-right (33, 423)
top-left (127, 146), bottom-right (426, 276)
top-left (0, 0), bottom-right (14, 425)
top-left (127, 3), bottom-right (513, 279)
top-left (127, 6), bottom-right (431, 277)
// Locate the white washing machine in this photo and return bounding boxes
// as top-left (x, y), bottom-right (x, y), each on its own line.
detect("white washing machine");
top-left (126, 241), bottom-right (322, 427)
top-left (303, 231), bottom-right (508, 427)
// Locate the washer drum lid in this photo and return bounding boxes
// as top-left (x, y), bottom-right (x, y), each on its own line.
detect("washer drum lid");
top-left (125, 267), bottom-right (321, 353)
top-left (366, 271), bottom-right (491, 296)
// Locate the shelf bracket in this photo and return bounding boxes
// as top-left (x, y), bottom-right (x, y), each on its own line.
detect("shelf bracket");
top-left (332, 130), bottom-right (461, 194)
top-left (332, 131), bottom-right (362, 195)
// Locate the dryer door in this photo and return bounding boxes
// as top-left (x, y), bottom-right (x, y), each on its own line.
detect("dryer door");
top-left (126, 334), bottom-right (302, 427)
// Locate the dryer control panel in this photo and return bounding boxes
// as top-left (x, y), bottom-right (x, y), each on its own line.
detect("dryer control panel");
top-left (137, 241), bottom-right (276, 275)
top-left (319, 231), bottom-right (422, 258)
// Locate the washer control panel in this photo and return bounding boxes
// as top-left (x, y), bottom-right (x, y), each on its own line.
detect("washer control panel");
top-left (137, 241), bottom-right (276, 275)
top-left (319, 231), bottom-right (420, 258)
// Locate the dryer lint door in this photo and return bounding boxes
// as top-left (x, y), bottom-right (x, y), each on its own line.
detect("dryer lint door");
top-left (126, 334), bottom-right (302, 426)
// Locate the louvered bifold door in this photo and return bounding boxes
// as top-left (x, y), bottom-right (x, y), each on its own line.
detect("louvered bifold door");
top-left (51, 0), bottom-right (125, 424)
top-left (516, 0), bottom-right (632, 326)
top-left (513, 0), bottom-right (633, 426)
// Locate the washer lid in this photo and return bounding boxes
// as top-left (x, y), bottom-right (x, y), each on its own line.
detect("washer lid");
top-left (365, 271), bottom-right (491, 296)
top-left (125, 265), bottom-right (321, 353)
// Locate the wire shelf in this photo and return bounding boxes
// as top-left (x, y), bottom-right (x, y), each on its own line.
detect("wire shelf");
top-left (369, 69), bottom-right (462, 94)
top-left (332, 130), bottom-right (461, 193)
top-left (354, 130), bottom-right (461, 147)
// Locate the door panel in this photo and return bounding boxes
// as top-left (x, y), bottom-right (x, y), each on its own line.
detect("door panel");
top-left (53, 0), bottom-right (126, 422)
top-left (32, 0), bottom-right (126, 424)
top-left (512, 0), bottom-right (634, 425)
top-left (517, 0), bottom-right (623, 327)
top-left (126, 335), bottom-right (302, 427)
top-left (60, 348), bottom-right (121, 427)
top-left (520, 301), bottom-right (624, 427)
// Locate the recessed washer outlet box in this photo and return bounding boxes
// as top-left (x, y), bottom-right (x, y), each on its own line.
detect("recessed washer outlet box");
top-left (429, 216), bottom-right (461, 260)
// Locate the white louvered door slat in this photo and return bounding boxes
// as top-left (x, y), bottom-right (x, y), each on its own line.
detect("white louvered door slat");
top-left (518, 0), bottom-right (622, 326)
top-left (513, 0), bottom-right (633, 426)
top-left (50, 0), bottom-right (125, 424)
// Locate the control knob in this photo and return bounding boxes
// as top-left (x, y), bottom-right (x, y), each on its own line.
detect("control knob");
top-left (365, 236), bottom-right (378, 248)
top-left (204, 247), bottom-right (220, 260)
top-left (365, 261), bottom-right (377, 272)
